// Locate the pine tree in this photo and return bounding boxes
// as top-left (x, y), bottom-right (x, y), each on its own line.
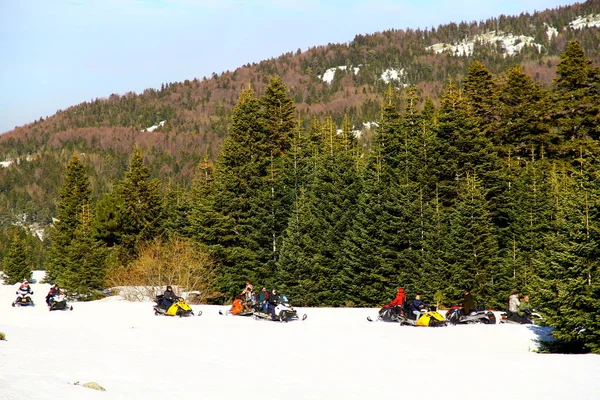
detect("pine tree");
top-left (496, 65), bottom-right (553, 157)
top-left (445, 175), bottom-right (500, 306)
top-left (94, 146), bottom-right (163, 263)
top-left (3, 233), bottom-right (31, 284)
top-left (45, 154), bottom-right (92, 283)
top-left (552, 40), bottom-right (600, 144)
top-left (463, 60), bottom-right (498, 132)
top-left (60, 206), bottom-right (107, 296)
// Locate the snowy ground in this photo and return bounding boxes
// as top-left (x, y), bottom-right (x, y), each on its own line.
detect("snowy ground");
top-left (1, 272), bottom-right (599, 400)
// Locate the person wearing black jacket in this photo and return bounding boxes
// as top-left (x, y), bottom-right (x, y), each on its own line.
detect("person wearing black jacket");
top-left (462, 290), bottom-right (474, 315)
top-left (267, 289), bottom-right (280, 319)
top-left (46, 284), bottom-right (62, 306)
top-left (161, 286), bottom-right (179, 309)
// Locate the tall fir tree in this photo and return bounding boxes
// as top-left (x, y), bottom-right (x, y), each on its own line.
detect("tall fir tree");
top-left (45, 154), bottom-right (92, 283)
top-left (94, 146), bottom-right (163, 264)
top-left (3, 232), bottom-right (31, 284)
top-left (444, 175), bottom-right (500, 306)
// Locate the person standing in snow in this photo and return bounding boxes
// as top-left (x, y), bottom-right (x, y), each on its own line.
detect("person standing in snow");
top-left (462, 290), bottom-right (474, 315)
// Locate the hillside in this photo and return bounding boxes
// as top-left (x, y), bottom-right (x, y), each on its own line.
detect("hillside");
top-left (2, 0), bottom-right (600, 224)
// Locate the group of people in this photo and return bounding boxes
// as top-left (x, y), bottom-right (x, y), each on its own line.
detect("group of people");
top-left (380, 287), bottom-right (432, 320)
top-left (381, 287), bottom-right (534, 323)
top-left (232, 281), bottom-right (283, 319)
top-left (12, 280), bottom-right (64, 308)
top-left (508, 290), bottom-right (532, 323)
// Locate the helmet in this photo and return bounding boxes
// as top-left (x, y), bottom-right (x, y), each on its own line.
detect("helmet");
top-left (23, 280), bottom-right (29, 284)
top-left (272, 289), bottom-right (277, 295)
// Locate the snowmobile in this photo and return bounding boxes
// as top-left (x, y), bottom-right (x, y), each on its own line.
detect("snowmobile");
top-left (48, 294), bottom-right (73, 311)
top-left (153, 294), bottom-right (196, 317)
top-left (368, 303), bottom-right (446, 327)
top-left (12, 292), bottom-right (34, 307)
top-left (499, 309), bottom-right (542, 325)
top-left (253, 295), bottom-right (307, 322)
top-left (445, 304), bottom-right (496, 325)
top-left (219, 297), bottom-right (254, 316)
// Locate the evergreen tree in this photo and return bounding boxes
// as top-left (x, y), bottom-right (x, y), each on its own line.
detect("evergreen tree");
top-left (463, 60), bottom-right (498, 132)
top-left (496, 65), bottom-right (553, 157)
top-left (94, 146), bottom-right (163, 264)
top-left (445, 175), bottom-right (500, 306)
top-left (552, 40), bottom-right (600, 144)
top-left (2, 233), bottom-right (31, 284)
top-left (534, 160), bottom-right (600, 353)
top-left (45, 154), bottom-right (92, 283)
top-left (60, 206), bottom-right (107, 296)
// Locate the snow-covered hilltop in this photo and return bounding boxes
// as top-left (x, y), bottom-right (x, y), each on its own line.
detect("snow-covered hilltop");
top-left (428, 14), bottom-right (600, 57)
top-left (570, 14), bottom-right (600, 29)
top-left (427, 31), bottom-right (541, 57)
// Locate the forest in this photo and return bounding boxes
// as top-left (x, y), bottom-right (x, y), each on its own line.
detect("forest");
top-left (2, 39), bottom-right (600, 353)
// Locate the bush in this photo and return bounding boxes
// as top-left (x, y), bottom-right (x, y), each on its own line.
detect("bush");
top-left (106, 238), bottom-right (221, 303)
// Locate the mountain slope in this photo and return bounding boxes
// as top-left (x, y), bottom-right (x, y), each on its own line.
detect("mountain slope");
top-left (3, 0), bottom-right (600, 224)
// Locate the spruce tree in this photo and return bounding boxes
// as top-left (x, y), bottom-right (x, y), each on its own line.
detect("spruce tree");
top-left (60, 206), bottom-right (107, 296)
top-left (3, 233), bottom-right (31, 284)
top-left (445, 175), bottom-right (500, 306)
top-left (45, 154), bottom-right (92, 283)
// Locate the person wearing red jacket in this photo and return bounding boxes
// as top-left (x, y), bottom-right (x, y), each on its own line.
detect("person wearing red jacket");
top-left (378, 287), bottom-right (406, 320)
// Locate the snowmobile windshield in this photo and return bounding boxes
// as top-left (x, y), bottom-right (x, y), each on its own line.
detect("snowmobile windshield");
top-left (280, 295), bottom-right (289, 304)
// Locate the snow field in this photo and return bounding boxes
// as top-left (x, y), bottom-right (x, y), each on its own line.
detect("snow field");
top-left (1, 272), bottom-right (599, 400)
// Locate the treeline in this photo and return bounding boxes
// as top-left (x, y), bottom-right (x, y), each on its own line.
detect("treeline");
top-left (1, 42), bottom-right (599, 353)
top-left (5, 1), bottom-right (600, 228)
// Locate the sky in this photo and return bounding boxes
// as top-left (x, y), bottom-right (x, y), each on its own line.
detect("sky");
top-left (0, 0), bottom-right (578, 134)
top-left (1, 271), bottom-right (600, 400)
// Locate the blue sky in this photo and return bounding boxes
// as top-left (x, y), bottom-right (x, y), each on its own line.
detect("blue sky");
top-left (0, 0), bottom-right (575, 134)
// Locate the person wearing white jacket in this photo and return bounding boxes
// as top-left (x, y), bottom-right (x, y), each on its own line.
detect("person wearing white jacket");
top-left (508, 291), bottom-right (520, 315)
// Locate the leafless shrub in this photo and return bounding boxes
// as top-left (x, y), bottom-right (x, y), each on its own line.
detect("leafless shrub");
top-left (106, 238), bottom-right (221, 303)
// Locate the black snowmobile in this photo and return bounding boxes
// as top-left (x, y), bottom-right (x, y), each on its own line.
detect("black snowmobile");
top-left (153, 294), bottom-right (197, 317)
top-left (368, 302), bottom-right (446, 327)
top-left (445, 304), bottom-right (496, 325)
top-left (48, 294), bottom-right (73, 311)
top-left (500, 309), bottom-right (542, 325)
top-left (12, 292), bottom-right (34, 307)
top-left (253, 295), bottom-right (307, 322)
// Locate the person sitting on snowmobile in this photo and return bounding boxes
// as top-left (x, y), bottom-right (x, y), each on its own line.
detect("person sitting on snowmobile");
top-left (257, 287), bottom-right (270, 313)
top-left (267, 289), bottom-right (280, 319)
top-left (411, 294), bottom-right (428, 319)
top-left (378, 288), bottom-right (406, 320)
top-left (242, 284), bottom-right (255, 311)
top-left (462, 290), bottom-right (474, 315)
top-left (518, 295), bottom-right (532, 323)
top-left (46, 284), bottom-right (62, 306)
top-left (161, 286), bottom-right (179, 309)
top-left (15, 280), bottom-right (34, 303)
top-left (508, 290), bottom-right (520, 318)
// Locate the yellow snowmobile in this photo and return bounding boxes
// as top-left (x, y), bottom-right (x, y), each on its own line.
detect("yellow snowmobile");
top-left (154, 294), bottom-right (196, 317)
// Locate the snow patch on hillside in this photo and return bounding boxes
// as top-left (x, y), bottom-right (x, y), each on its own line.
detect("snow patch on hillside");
top-left (318, 66), bottom-right (360, 84)
top-left (545, 23), bottom-right (558, 40)
top-left (427, 31), bottom-right (541, 57)
top-left (570, 14), bottom-right (600, 29)
top-left (0, 160), bottom-right (13, 168)
top-left (141, 120), bottom-right (166, 132)
top-left (381, 68), bottom-right (405, 83)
